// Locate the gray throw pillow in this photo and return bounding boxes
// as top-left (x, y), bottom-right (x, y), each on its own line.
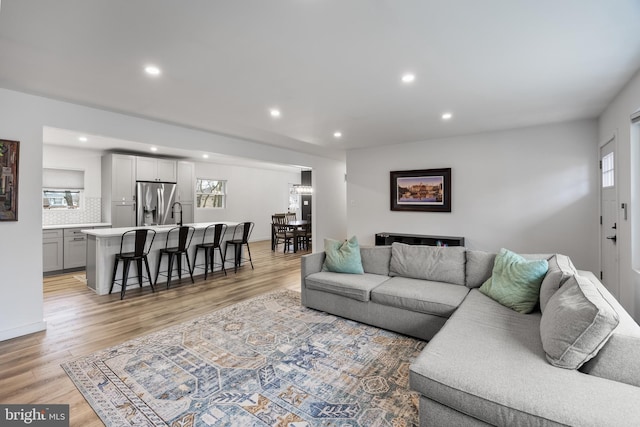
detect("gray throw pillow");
top-left (578, 272), bottom-right (640, 387)
top-left (540, 274), bottom-right (619, 369)
top-left (359, 245), bottom-right (392, 276)
top-left (539, 254), bottom-right (577, 313)
top-left (389, 243), bottom-right (466, 286)
top-left (465, 250), bottom-right (496, 288)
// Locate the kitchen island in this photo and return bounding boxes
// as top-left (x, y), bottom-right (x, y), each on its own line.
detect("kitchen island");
top-left (82, 222), bottom-right (240, 295)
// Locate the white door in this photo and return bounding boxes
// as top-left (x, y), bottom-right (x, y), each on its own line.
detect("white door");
top-left (600, 139), bottom-right (619, 298)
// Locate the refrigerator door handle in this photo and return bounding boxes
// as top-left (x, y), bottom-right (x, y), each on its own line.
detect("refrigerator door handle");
top-left (157, 187), bottom-right (164, 223)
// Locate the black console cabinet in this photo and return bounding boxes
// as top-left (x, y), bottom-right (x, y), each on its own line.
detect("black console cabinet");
top-left (375, 232), bottom-right (465, 247)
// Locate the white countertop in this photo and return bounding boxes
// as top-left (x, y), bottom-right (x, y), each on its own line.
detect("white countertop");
top-left (43, 222), bottom-right (112, 230)
top-left (82, 222), bottom-right (240, 237)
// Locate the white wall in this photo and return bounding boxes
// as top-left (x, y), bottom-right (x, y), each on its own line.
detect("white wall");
top-left (0, 88), bottom-right (347, 341)
top-left (42, 145), bottom-right (102, 197)
top-left (42, 145), bottom-right (103, 225)
top-left (193, 161), bottom-right (300, 241)
top-left (347, 120), bottom-right (600, 272)
top-left (599, 67), bottom-right (640, 321)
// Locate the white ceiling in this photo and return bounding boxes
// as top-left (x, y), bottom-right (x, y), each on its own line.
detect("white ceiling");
top-left (2, 1), bottom-right (640, 157)
top-left (42, 126), bottom-right (306, 173)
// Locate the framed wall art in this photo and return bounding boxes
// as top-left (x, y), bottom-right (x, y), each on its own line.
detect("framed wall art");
top-left (0, 139), bottom-right (19, 221)
top-left (390, 168), bottom-right (451, 212)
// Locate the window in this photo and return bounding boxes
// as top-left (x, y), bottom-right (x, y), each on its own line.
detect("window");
top-left (196, 178), bottom-right (226, 208)
top-left (602, 152), bottom-right (614, 188)
top-left (42, 168), bottom-right (84, 210)
top-left (43, 190), bottom-right (82, 209)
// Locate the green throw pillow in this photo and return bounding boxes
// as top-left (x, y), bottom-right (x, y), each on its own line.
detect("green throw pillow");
top-left (479, 248), bottom-right (549, 314)
top-left (323, 236), bottom-right (364, 274)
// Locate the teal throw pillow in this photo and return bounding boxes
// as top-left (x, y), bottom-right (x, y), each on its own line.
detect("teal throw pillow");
top-left (323, 236), bottom-right (364, 274)
top-left (479, 248), bottom-right (549, 314)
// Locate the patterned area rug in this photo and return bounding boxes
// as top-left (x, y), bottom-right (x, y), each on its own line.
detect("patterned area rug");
top-left (62, 290), bottom-right (425, 426)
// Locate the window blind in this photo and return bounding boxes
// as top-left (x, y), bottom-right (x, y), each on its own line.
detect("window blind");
top-left (632, 110), bottom-right (640, 124)
top-left (42, 168), bottom-right (85, 189)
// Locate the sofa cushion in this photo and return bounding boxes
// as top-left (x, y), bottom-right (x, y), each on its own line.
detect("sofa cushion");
top-left (359, 245), bottom-right (392, 276)
top-left (323, 236), bottom-right (364, 274)
top-left (305, 271), bottom-right (390, 302)
top-left (578, 270), bottom-right (640, 387)
top-left (389, 243), bottom-right (466, 286)
top-left (479, 248), bottom-right (548, 314)
top-left (540, 274), bottom-right (619, 369)
top-left (410, 289), bottom-right (640, 427)
top-left (465, 250), bottom-right (496, 288)
top-left (371, 276), bottom-right (469, 318)
top-left (539, 254), bottom-right (577, 313)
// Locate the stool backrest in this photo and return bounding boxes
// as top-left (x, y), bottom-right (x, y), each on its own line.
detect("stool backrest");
top-left (120, 229), bottom-right (156, 256)
top-left (202, 223), bottom-right (227, 247)
top-left (232, 221), bottom-right (254, 243)
top-left (164, 226), bottom-right (195, 251)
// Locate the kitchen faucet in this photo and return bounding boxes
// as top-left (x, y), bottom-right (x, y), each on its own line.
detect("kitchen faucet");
top-left (171, 201), bottom-right (183, 226)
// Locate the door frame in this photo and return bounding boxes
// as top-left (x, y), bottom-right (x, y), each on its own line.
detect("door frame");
top-left (599, 131), bottom-right (619, 290)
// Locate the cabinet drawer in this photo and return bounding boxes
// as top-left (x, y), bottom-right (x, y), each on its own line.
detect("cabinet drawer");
top-left (63, 227), bottom-right (88, 237)
top-left (43, 229), bottom-right (63, 239)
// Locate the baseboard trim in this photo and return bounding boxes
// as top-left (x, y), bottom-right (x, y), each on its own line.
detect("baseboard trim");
top-left (0, 320), bottom-right (47, 342)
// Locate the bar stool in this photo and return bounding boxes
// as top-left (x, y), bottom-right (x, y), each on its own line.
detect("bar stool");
top-left (109, 229), bottom-right (156, 300)
top-left (154, 226), bottom-right (195, 289)
top-left (191, 223), bottom-right (227, 280)
top-left (225, 222), bottom-right (254, 273)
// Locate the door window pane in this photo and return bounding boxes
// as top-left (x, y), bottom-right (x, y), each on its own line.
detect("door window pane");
top-left (602, 152), bottom-right (614, 188)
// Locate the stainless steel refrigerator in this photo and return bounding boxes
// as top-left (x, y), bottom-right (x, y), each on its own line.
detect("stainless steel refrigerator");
top-left (136, 181), bottom-right (177, 226)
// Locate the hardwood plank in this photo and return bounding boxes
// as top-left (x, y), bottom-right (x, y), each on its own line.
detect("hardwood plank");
top-left (0, 240), bottom-right (306, 426)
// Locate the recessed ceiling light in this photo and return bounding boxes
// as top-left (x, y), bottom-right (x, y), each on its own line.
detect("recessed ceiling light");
top-left (144, 65), bottom-right (161, 76)
top-left (442, 112), bottom-right (453, 120)
top-left (270, 108), bottom-right (281, 118)
top-left (333, 131), bottom-right (342, 138)
top-left (78, 136), bottom-right (88, 142)
top-left (202, 154), bottom-right (209, 159)
top-left (401, 73), bottom-right (415, 83)
top-left (150, 146), bottom-right (158, 152)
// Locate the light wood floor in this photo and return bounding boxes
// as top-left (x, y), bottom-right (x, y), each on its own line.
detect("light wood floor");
top-left (0, 240), bottom-right (306, 426)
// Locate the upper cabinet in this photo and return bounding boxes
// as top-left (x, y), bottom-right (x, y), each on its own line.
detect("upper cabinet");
top-left (102, 154), bottom-right (135, 203)
top-left (136, 157), bottom-right (177, 182)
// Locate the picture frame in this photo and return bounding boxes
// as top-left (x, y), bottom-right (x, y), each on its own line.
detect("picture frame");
top-left (390, 168), bottom-right (451, 212)
top-left (0, 139), bottom-right (19, 221)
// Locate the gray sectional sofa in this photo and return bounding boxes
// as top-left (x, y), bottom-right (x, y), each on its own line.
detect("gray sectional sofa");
top-left (300, 243), bottom-right (640, 427)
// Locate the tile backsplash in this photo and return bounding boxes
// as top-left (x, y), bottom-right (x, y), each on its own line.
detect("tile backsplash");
top-left (43, 197), bottom-right (102, 225)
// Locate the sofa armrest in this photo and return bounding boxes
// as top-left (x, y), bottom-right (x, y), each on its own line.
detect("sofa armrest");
top-left (301, 252), bottom-right (325, 279)
top-left (300, 252), bottom-right (325, 306)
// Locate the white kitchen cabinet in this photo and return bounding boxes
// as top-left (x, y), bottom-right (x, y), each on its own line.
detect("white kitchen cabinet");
top-left (111, 202), bottom-right (136, 228)
top-left (63, 228), bottom-right (87, 269)
top-left (111, 154), bottom-right (136, 202)
top-left (176, 161), bottom-right (195, 203)
top-left (102, 154), bottom-right (137, 227)
top-left (136, 157), bottom-right (176, 182)
top-left (43, 229), bottom-right (63, 272)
